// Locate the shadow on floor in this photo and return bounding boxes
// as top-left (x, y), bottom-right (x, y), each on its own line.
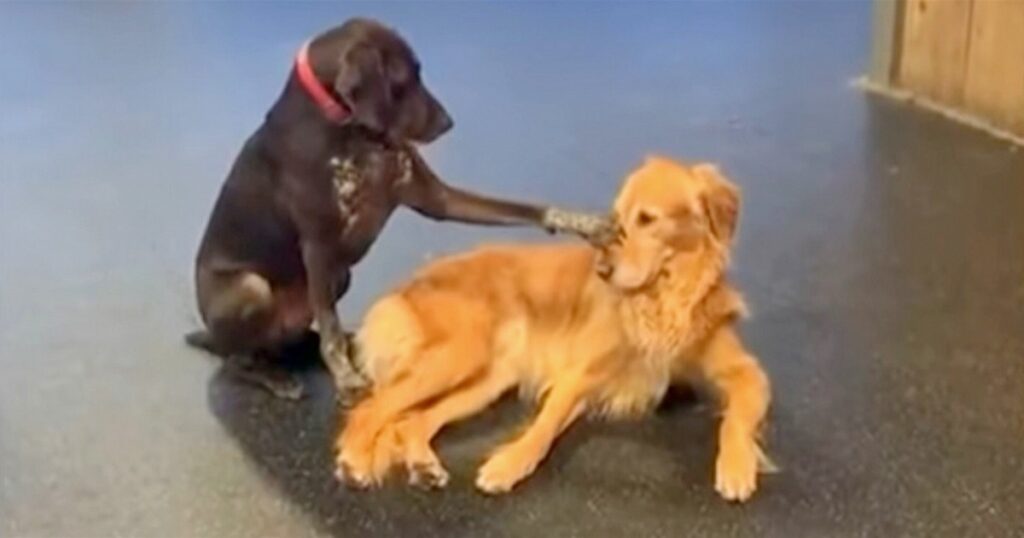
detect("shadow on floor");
top-left (206, 342), bottom-right (713, 538)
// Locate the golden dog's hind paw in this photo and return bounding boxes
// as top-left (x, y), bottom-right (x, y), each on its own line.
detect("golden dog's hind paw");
top-left (408, 460), bottom-right (450, 490)
top-left (334, 450), bottom-right (377, 490)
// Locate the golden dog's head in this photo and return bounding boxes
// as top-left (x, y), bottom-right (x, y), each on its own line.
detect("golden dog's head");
top-left (598, 156), bottom-right (740, 291)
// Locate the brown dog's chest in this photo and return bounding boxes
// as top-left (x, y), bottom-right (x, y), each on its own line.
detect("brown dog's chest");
top-left (323, 149), bottom-right (410, 262)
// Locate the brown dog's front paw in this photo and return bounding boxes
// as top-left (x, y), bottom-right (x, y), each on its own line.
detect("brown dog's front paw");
top-left (542, 208), bottom-right (615, 246)
top-left (475, 445), bottom-right (538, 495)
top-left (321, 335), bottom-right (369, 402)
top-left (334, 376), bottom-right (370, 408)
top-left (320, 332), bottom-right (349, 364)
top-left (583, 215), bottom-right (619, 248)
top-left (715, 440), bottom-right (759, 502)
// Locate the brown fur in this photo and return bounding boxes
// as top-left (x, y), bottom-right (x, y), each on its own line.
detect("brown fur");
top-left (335, 156), bottom-right (772, 501)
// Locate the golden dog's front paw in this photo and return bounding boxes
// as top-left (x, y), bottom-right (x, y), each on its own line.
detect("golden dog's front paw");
top-left (714, 440), bottom-right (759, 502)
top-left (475, 445), bottom-right (538, 494)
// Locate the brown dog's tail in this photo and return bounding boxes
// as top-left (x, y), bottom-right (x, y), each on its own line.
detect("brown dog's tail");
top-left (184, 329), bottom-right (227, 357)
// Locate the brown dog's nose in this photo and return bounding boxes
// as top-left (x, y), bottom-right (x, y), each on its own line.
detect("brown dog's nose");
top-left (434, 109), bottom-right (453, 136)
top-left (415, 106), bottom-right (453, 143)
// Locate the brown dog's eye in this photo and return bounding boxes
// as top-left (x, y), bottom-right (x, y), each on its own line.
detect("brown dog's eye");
top-left (636, 211), bottom-right (656, 227)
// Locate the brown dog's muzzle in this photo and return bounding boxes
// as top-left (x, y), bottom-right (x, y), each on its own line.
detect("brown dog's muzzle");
top-left (405, 88), bottom-right (453, 144)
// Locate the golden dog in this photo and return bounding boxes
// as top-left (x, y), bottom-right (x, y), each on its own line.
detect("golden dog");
top-left (336, 156), bottom-right (771, 501)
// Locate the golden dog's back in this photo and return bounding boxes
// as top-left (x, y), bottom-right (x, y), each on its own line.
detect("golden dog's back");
top-left (355, 243), bottom-right (615, 390)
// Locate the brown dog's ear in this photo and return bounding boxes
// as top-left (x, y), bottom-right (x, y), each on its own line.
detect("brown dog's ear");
top-left (334, 45), bottom-right (393, 133)
top-left (695, 163), bottom-right (741, 244)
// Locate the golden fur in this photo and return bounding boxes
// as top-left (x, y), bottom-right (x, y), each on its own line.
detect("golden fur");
top-left (335, 156), bottom-right (771, 501)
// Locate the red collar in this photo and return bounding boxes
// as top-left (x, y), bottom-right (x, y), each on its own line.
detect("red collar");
top-left (295, 40), bottom-right (350, 124)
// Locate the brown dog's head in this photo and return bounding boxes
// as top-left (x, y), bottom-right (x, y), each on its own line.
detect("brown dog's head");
top-left (598, 156), bottom-right (740, 291)
top-left (328, 18), bottom-right (452, 143)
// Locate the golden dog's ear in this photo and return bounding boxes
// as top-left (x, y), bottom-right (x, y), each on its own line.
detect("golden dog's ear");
top-left (695, 164), bottom-right (740, 244)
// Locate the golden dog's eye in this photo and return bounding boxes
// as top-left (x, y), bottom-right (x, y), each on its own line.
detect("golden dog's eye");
top-left (636, 211), bottom-right (655, 227)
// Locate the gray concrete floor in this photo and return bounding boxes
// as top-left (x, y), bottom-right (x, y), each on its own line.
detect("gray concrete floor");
top-left (2, 2), bottom-right (1023, 537)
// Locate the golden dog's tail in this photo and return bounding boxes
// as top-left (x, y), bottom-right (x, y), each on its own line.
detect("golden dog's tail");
top-left (354, 294), bottom-right (426, 385)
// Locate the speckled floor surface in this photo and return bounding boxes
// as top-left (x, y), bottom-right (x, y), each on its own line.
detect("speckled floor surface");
top-left (2, 3), bottom-right (1023, 537)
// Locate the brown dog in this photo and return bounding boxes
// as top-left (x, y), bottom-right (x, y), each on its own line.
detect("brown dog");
top-left (336, 156), bottom-right (771, 501)
top-left (187, 18), bottom-right (610, 400)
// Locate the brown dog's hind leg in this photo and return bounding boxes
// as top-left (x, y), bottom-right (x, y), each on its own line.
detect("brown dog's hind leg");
top-left (192, 270), bottom-right (307, 399)
top-left (223, 352), bottom-right (304, 400)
